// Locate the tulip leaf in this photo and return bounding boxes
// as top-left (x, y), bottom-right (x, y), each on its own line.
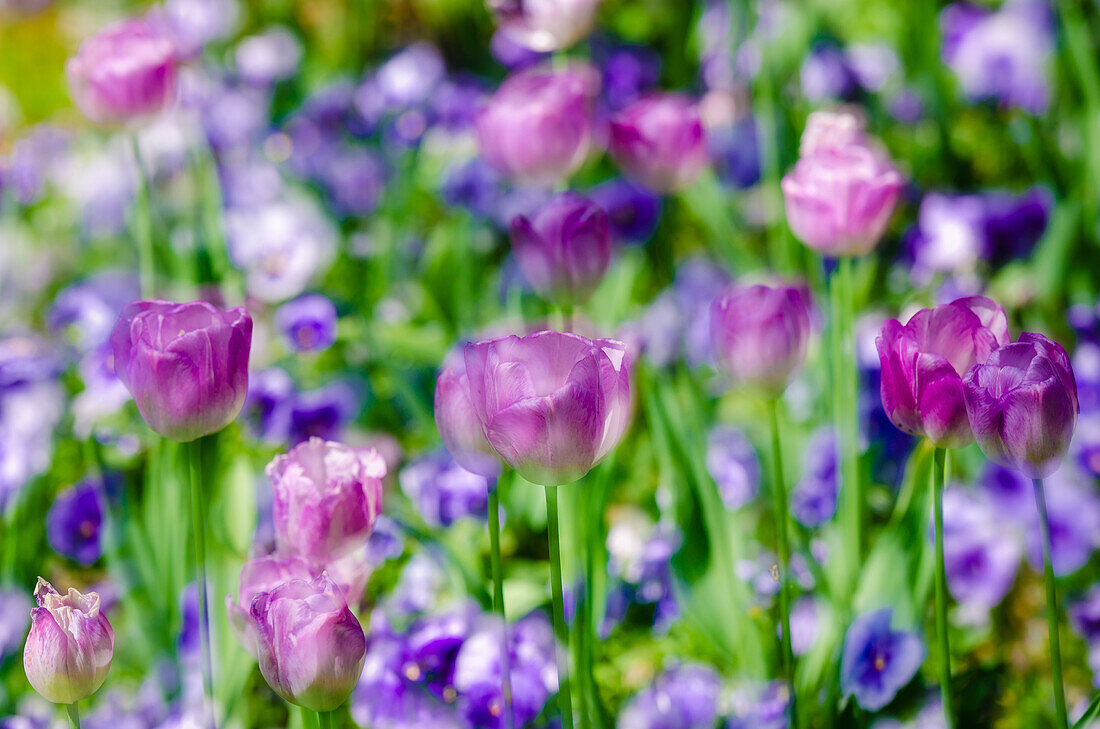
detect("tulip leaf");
top-left (1074, 693), bottom-right (1100, 729)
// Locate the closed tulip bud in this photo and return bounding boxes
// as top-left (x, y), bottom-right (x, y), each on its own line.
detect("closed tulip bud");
top-left (23, 578), bottom-right (113, 705)
top-left (249, 573), bottom-right (366, 712)
top-left (877, 296), bottom-right (1010, 448)
top-left (509, 191), bottom-right (610, 305)
top-left (710, 283), bottom-right (813, 396)
top-left (110, 300), bottom-right (253, 442)
top-left (963, 332), bottom-right (1079, 479)
top-left (463, 330), bottom-right (632, 486)
top-left (608, 94), bottom-right (708, 193)
top-left (781, 118), bottom-right (903, 257)
top-left (434, 366), bottom-right (501, 478)
top-left (268, 438), bottom-right (386, 563)
top-left (476, 66), bottom-right (596, 187)
top-left (226, 555), bottom-right (316, 655)
top-left (66, 19), bottom-right (178, 125)
top-left (488, 0), bottom-right (601, 53)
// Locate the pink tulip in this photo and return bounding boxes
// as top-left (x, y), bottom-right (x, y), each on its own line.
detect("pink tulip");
top-left (488, 0), bottom-right (601, 52)
top-left (608, 94), bottom-right (708, 193)
top-left (434, 366), bottom-right (502, 478)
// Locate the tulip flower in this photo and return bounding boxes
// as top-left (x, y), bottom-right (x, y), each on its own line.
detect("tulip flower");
top-left (434, 365), bottom-right (502, 478)
top-left (781, 113), bottom-right (903, 257)
top-left (710, 283), bottom-right (813, 396)
top-left (109, 299), bottom-right (253, 442)
top-left (23, 578), bottom-right (113, 705)
top-left (268, 437), bottom-right (387, 563)
top-left (488, 0), bottom-right (601, 53)
top-left (463, 330), bottom-right (632, 487)
top-left (963, 332), bottom-right (1079, 479)
top-left (876, 296), bottom-right (1010, 448)
top-left (249, 573), bottom-right (366, 712)
top-left (608, 94), bottom-right (708, 193)
top-left (66, 18), bottom-right (178, 125)
top-left (226, 555), bottom-right (317, 654)
top-left (476, 66), bottom-right (596, 187)
top-left (509, 191), bottom-right (611, 305)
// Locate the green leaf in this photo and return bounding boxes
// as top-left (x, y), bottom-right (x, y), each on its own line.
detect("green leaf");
top-left (1074, 693), bottom-right (1100, 729)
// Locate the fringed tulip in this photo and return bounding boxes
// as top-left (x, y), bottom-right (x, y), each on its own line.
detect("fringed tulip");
top-left (463, 330), bottom-right (632, 486)
top-left (608, 94), bottom-right (708, 193)
top-left (249, 573), bottom-right (366, 711)
top-left (23, 578), bottom-right (113, 705)
top-left (876, 296), bottom-right (1010, 447)
top-left (488, 0), bottom-right (601, 53)
top-left (110, 299), bottom-right (253, 442)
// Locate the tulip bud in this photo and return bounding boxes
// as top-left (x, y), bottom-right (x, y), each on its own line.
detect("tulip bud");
top-left (23, 578), bottom-right (113, 705)
top-left (110, 299), bottom-right (252, 442)
top-left (249, 573), bottom-right (366, 712)
top-left (434, 366), bottom-right (501, 478)
top-left (66, 19), bottom-right (178, 125)
top-left (226, 555), bottom-right (316, 655)
top-left (877, 296), bottom-right (1010, 448)
top-left (608, 94), bottom-right (708, 193)
top-left (963, 332), bottom-right (1079, 478)
top-left (709, 283), bottom-right (813, 396)
top-left (267, 438), bottom-right (386, 563)
top-left (476, 66), bottom-right (596, 187)
top-left (781, 117), bottom-right (903, 257)
top-left (488, 0), bottom-right (601, 53)
top-left (509, 191), bottom-right (611, 305)
top-left (463, 330), bottom-right (632, 486)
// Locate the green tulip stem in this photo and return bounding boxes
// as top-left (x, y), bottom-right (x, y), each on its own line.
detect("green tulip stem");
top-left (767, 398), bottom-right (796, 728)
top-left (932, 446), bottom-right (955, 729)
top-left (315, 709), bottom-right (336, 729)
top-left (67, 702), bottom-right (80, 729)
top-left (488, 485), bottom-right (515, 729)
top-left (129, 135), bottom-right (155, 299)
top-left (545, 485), bottom-right (575, 729)
top-left (1034, 477), bottom-right (1070, 729)
top-left (187, 437), bottom-right (216, 729)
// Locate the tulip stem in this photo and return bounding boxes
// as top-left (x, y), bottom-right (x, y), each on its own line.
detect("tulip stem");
top-left (545, 485), bottom-right (575, 729)
top-left (488, 485), bottom-right (515, 729)
top-left (932, 446), bottom-right (955, 729)
top-left (832, 256), bottom-right (862, 592)
top-left (129, 135), bottom-right (155, 299)
top-left (187, 438), bottom-right (217, 729)
top-left (1034, 477), bottom-right (1070, 729)
top-left (767, 398), bottom-right (797, 728)
top-left (314, 709), bottom-right (335, 729)
top-left (66, 702), bottom-right (80, 729)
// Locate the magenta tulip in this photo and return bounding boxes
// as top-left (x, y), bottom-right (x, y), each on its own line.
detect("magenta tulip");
top-left (463, 330), bottom-right (632, 486)
top-left (476, 66), bottom-right (596, 187)
top-left (781, 115), bottom-right (904, 257)
top-left (110, 299), bottom-right (252, 442)
top-left (267, 437), bottom-right (386, 563)
top-left (509, 191), bottom-right (611, 305)
top-left (249, 573), bottom-right (366, 711)
top-left (488, 0), bottom-right (601, 52)
top-left (710, 283), bottom-right (813, 395)
top-left (434, 366), bottom-right (501, 478)
top-left (877, 297), bottom-right (1010, 448)
top-left (963, 332), bottom-right (1079, 479)
top-left (23, 578), bottom-right (113, 705)
top-left (608, 94), bottom-right (708, 193)
top-left (66, 18), bottom-right (178, 125)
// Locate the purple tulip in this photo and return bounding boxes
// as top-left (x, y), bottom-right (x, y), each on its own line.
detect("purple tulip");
top-left (225, 554), bottom-right (316, 654)
top-left (509, 191), bottom-right (611, 305)
top-left (475, 66), bottom-right (596, 187)
top-left (781, 113), bottom-right (904, 257)
top-left (66, 19), bottom-right (178, 125)
top-left (710, 283), bottom-right (813, 395)
top-left (275, 294), bottom-right (338, 353)
top-left (462, 330), bottom-right (632, 486)
top-left (23, 578), bottom-right (114, 704)
top-left (608, 94), bottom-right (708, 193)
top-left (268, 437), bottom-right (386, 563)
top-left (109, 300), bottom-right (253, 442)
top-left (249, 573), bottom-right (366, 711)
top-left (876, 297), bottom-right (1010, 447)
top-left (46, 481), bottom-right (104, 566)
top-left (488, 0), bottom-right (600, 52)
top-left (434, 365), bottom-right (501, 478)
top-left (963, 332), bottom-right (1079, 478)
top-left (840, 608), bottom-right (924, 711)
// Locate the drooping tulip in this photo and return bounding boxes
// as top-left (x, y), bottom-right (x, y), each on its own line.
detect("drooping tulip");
top-left (487, 0), bottom-right (601, 53)
top-left (781, 111), bottom-right (904, 257)
top-left (66, 18), bottom-right (178, 125)
top-left (876, 296), bottom-right (1010, 448)
top-left (249, 573), bottom-right (366, 711)
top-left (607, 94), bottom-right (708, 193)
top-left (110, 299), bottom-right (252, 442)
top-left (709, 283), bottom-right (813, 396)
top-left (434, 366), bottom-right (501, 478)
top-left (963, 332), bottom-right (1079, 479)
top-left (463, 330), bottom-right (632, 486)
top-left (475, 66), bottom-right (596, 187)
top-left (23, 578), bottom-right (113, 705)
top-left (267, 437), bottom-right (386, 563)
top-left (509, 191), bottom-right (611, 305)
